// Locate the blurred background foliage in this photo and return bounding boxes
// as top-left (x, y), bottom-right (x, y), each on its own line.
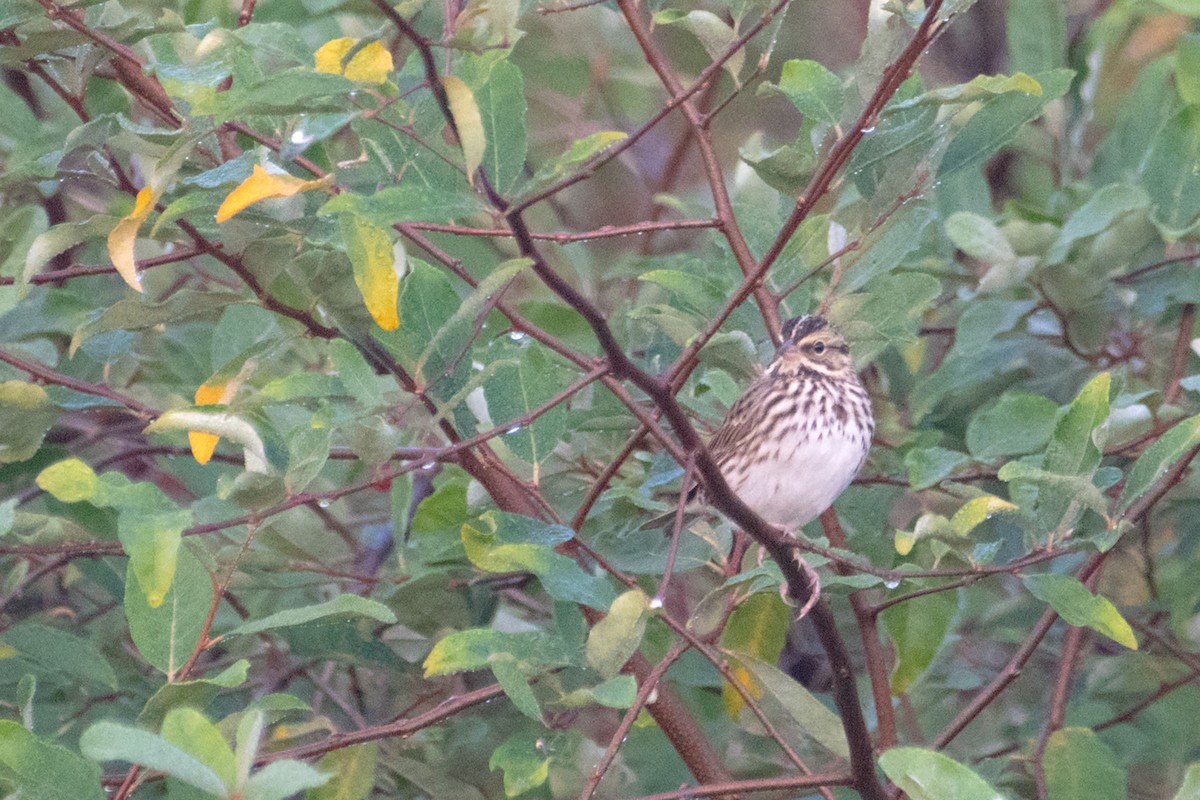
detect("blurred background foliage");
top-left (1, 0), bottom-right (1200, 797)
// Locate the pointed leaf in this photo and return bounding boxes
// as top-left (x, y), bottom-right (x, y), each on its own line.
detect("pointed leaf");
top-left (216, 164), bottom-right (326, 223)
top-left (226, 595), bottom-right (396, 637)
top-left (244, 760), bottom-right (331, 800)
top-left (489, 731), bottom-right (550, 797)
top-left (585, 590), bottom-right (649, 679)
top-left (720, 591), bottom-right (788, 717)
top-left (340, 213), bottom-right (400, 330)
top-left (727, 653), bottom-right (850, 758)
top-left (106, 187), bottom-right (156, 293)
top-left (1171, 763), bottom-right (1200, 800)
top-left (1043, 727), bottom-right (1125, 800)
top-left (80, 722), bottom-right (229, 798)
top-left (443, 75), bottom-right (485, 184)
top-left (0, 721), bottom-right (104, 800)
top-left (161, 707), bottom-right (236, 789)
top-left (126, 545), bottom-right (214, 676)
top-left (657, 11), bottom-right (744, 83)
top-left (308, 743), bottom-right (376, 800)
top-left (1023, 573), bottom-right (1137, 649)
top-left (882, 587), bottom-right (958, 693)
top-left (768, 59), bottom-right (842, 124)
top-left (1117, 414), bottom-right (1200, 515)
top-left (878, 747), bottom-right (1004, 800)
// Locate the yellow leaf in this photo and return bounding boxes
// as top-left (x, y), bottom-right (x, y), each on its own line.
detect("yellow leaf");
top-left (340, 214), bottom-right (400, 330)
top-left (442, 75), bottom-right (485, 185)
top-left (189, 379), bottom-right (238, 465)
top-left (106, 187), bottom-right (157, 293)
top-left (315, 38), bottom-right (393, 84)
top-left (216, 164), bottom-right (325, 223)
top-left (720, 592), bottom-right (788, 717)
top-left (36, 458), bottom-right (99, 503)
top-left (188, 431), bottom-right (219, 465)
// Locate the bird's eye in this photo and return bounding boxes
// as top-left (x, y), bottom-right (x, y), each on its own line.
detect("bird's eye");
top-left (812, 341), bottom-right (826, 354)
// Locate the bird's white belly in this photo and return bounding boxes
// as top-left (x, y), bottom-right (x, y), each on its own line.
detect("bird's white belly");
top-left (725, 421), bottom-right (867, 528)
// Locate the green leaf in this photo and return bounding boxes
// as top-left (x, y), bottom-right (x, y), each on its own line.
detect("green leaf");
top-left (966, 392), bottom-right (1059, 459)
top-left (1023, 573), bottom-right (1138, 649)
top-left (739, 135), bottom-right (819, 196)
top-left (528, 131), bottom-right (627, 189)
top-left (881, 588), bottom-right (958, 693)
top-left (139, 661), bottom-right (250, 729)
top-left (328, 339), bottom-right (386, 409)
top-left (317, 183), bottom-right (483, 225)
top-left (119, 507), bottom-right (189, 610)
top-left (161, 707), bottom-right (237, 789)
top-left (126, 545), bottom-right (215, 676)
top-left (720, 591), bottom-right (789, 717)
top-left (80, 722), bottom-right (229, 798)
top-left (1007, 0), bottom-right (1067, 74)
top-left (69, 292), bottom-right (245, 356)
top-left (1171, 763), bottom-right (1200, 800)
top-left (484, 346), bottom-right (571, 465)
top-left (0, 720), bottom-right (105, 800)
top-left (1142, 106), bottom-right (1200, 238)
top-left (491, 657), bottom-right (542, 720)
top-left (1, 622), bottom-right (117, 689)
top-left (841, 202), bottom-right (935, 292)
top-left (423, 629), bottom-right (576, 676)
top-left (462, 513), bottom-right (615, 609)
top-left (586, 674), bottom-right (638, 709)
top-left (656, 11), bottom-right (744, 84)
top-left (831, 271), bottom-right (942, 364)
top-left (1045, 183), bottom-right (1150, 264)
top-left (1177, 34), bottom-right (1200, 105)
top-left (475, 60), bottom-right (527, 194)
top-left (393, 260), bottom-right (462, 387)
top-left (488, 731), bottom-right (550, 797)
top-left (389, 755), bottom-right (486, 800)
top-left (939, 68), bottom-right (1074, 179)
top-left (1033, 372), bottom-right (1112, 532)
top-left (727, 653), bottom-right (850, 759)
top-left (0, 381), bottom-right (57, 464)
top-left (878, 747), bottom-right (1004, 800)
top-left (998, 461), bottom-right (1110, 523)
top-left (284, 409), bottom-right (333, 495)
top-left (35, 457), bottom-right (97, 502)
top-left (904, 446), bottom-right (971, 490)
top-left (308, 743), bottom-right (376, 800)
top-left (585, 589), bottom-right (649, 679)
top-left (945, 211), bottom-right (1015, 264)
top-left (890, 72), bottom-right (1044, 109)
top-left (1043, 727), bottom-right (1125, 800)
top-left (226, 595), bottom-right (396, 637)
top-left (415, 258), bottom-right (530, 382)
top-left (243, 760), bottom-right (331, 800)
top-left (22, 216), bottom-right (113, 289)
top-left (768, 59), bottom-right (841, 124)
top-left (1117, 414), bottom-right (1200, 515)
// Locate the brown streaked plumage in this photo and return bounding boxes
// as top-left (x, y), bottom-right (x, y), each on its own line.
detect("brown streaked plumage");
top-left (694, 314), bottom-right (874, 529)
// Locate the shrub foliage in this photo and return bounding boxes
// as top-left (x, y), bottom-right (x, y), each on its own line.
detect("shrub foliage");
top-left (1, 0), bottom-right (1200, 797)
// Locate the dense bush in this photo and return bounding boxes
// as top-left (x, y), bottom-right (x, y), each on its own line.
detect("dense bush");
top-left (1, 0), bottom-right (1199, 797)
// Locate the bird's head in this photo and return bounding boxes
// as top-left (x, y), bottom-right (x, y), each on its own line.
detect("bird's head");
top-left (769, 315), bottom-right (855, 379)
